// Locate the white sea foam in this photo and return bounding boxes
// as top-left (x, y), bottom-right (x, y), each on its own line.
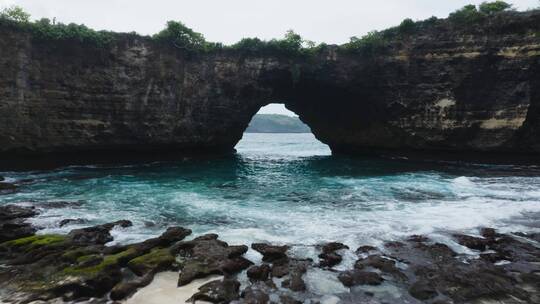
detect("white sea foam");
top-left (1, 133), bottom-right (539, 298)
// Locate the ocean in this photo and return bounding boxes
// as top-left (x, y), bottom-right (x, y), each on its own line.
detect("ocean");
top-left (1, 132), bottom-right (540, 263)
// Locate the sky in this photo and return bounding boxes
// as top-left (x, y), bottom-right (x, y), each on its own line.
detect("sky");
top-left (1, 0), bottom-right (538, 115)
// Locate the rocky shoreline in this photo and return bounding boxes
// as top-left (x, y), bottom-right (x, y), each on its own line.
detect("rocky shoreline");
top-left (0, 205), bottom-right (537, 303)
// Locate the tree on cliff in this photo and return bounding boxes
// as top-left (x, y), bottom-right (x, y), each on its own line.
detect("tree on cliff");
top-left (478, 1), bottom-right (513, 14)
top-left (449, 1), bottom-right (513, 23)
top-left (0, 6), bottom-right (30, 23)
top-left (153, 21), bottom-right (220, 52)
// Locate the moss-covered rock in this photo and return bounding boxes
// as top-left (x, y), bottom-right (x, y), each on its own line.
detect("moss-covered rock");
top-left (63, 247), bottom-right (137, 277)
top-left (3, 234), bottom-right (66, 247)
top-left (127, 248), bottom-right (176, 276)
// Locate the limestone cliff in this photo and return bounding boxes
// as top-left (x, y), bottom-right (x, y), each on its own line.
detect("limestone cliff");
top-left (0, 10), bottom-right (539, 162)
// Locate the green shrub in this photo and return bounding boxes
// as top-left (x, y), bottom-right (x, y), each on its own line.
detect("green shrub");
top-left (0, 6), bottom-right (30, 23)
top-left (153, 21), bottom-right (206, 50)
top-left (449, 4), bottom-right (482, 24)
top-left (230, 37), bottom-right (267, 52)
top-left (398, 18), bottom-right (417, 34)
top-left (0, 6), bottom-right (113, 46)
top-left (230, 30), bottom-right (314, 56)
top-left (479, 1), bottom-right (513, 14)
top-left (32, 22), bottom-right (114, 45)
top-left (449, 2), bottom-right (513, 25)
top-left (344, 31), bottom-right (387, 55)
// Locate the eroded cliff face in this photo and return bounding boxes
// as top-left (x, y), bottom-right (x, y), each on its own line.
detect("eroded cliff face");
top-left (0, 11), bottom-right (539, 161)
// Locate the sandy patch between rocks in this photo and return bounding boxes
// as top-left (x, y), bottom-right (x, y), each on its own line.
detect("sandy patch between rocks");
top-left (125, 271), bottom-right (220, 304)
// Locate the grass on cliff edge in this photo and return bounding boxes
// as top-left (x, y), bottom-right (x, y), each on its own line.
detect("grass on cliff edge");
top-left (0, 1), bottom-right (534, 56)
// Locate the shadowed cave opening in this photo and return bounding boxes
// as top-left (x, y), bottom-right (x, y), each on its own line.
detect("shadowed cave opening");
top-left (235, 103), bottom-right (331, 157)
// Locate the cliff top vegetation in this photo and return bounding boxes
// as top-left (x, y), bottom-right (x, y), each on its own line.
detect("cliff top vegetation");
top-left (0, 1), bottom-right (536, 56)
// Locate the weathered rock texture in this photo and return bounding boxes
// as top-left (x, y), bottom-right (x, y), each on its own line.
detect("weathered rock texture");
top-left (0, 11), bottom-right (539, 160)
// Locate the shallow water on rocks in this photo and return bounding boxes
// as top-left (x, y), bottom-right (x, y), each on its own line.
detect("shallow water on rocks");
top-left (1, 133), bottom-right (540, 258)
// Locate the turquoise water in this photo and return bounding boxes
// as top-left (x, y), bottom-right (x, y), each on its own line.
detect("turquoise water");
top-left (1, 133), bottom-right (540, 255)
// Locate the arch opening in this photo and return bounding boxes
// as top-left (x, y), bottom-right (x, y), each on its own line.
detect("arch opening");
top-left (235, 103), bottom-right (331, 157)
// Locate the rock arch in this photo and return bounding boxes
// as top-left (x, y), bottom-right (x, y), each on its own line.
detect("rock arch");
top-left (0, 11), bottom-right (539, 164)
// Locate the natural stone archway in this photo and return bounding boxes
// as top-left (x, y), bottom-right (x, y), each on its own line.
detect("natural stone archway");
top-left (0, 11), bottom-right (539, 164)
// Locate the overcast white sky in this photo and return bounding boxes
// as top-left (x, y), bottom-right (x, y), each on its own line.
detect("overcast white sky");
top-left (1, 0), bottom-right (537, 115)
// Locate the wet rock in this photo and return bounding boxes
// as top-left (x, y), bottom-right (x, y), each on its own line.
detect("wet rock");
top-left (453, 234), bottom-right (489, 251)
top-left (489, 235), bottom-right (540, 264)
top-left (338, 270), bottom-right (383, 287)
top-left (251, 243), bottom-right (288, 262)
top-left (0, 176), bottom-right (4, 181)
top-left (319, 252), bottom-right (343, 267)
top-left (282, 274), bottom-right (306, 292)
top-left (0, 182), bottom-right (17, 191)
top-left (0, 205), bottom-right (39, 243)
top-left (390, 242), bottom-right (457, 265)
top-left (409, 281), bottom-right (438, 300)
top-left (68, 220), bottom-right (132, 245)
top-left (173, 234), bottom-right (253, 286)
top-left (513, 231), bottom-right (540, 243)
top-left (221, 256), bottom-right (253, 274)
top-left (270, 258), bottom-right (309, 292)
top-left (408, 235), bottom-right (429, 243)
top-left (384, 241), bottom-right (405, 248)
top-left (77, 254), bottom-right (104, 268)
top-left (417, 261), bottom-right (529, 303)
top-left (110, 273), bottom-right (153, 301)
top-left (127, 248), bottom-right (176, 276)
top-left (150, 226), bottom-right (192, 247)
top-left (241, 285), bottom-right (270, 304)
top-left (247, 264), bottom-right (271, 281)
top-left (59, 218), bottom-right (88, 227)
top-left (383, 235), bottom-right (535, 304)
top-left (356, 245), bottom-right (378, 254)
top-left (0, 220), bottom-right (37, 243)
top-left (354, 255), bottom-right (406, 280)
top-left (227, 245), bottom-right (249, 258)
top-left (190, 278), bottom-right (240, 303)
top-left (40, 201), bottom-right (85, 209)
top-left (355, 255), bottom-right (395, 271)
top-left (0, 223), bottom-right (191, 302)
top-left (0, 205), bottom-right (38, 220)
top-left (480, 227), bottom-right (498, 239)
top-left (480, 251), bottom-right (509, 263)
top-left (321, 242), bottom-right (349, 254)
top-left (279, 295), bottom-right (302, 304)
top-left (271, 263), bottom-right (289, 278)
top-left (319, 242), bottom-right (349, 268)
top-left (282, 263), bottom-right (308, 292)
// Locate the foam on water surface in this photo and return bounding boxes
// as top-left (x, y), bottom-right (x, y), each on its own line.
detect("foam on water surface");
top-left (1, 133), bottom-right (539, 254)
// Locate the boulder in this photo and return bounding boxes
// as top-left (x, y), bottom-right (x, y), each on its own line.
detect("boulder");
top-left (247, 264), bottom-right (271, 281)
top-left (68, 220), bottom-right (132, 245)
top-left (173, 234), bottom-right (253, 286)
top-left (190, 278), bottom-right (240, 303)
top-left (319, 242), bottom-right (349, 268)
top-left (0, 205), bottom-right (39, 243)
top-left (251, 243), bottom-right (289, 262)
top-left (338, 270), bottom-right (383, 287)
top-left (453, 234), bottom-right (490, 251)
top-left (241, 285), bottom-right (270, 304)
top-left (59, 218), bottom-right (88, 227)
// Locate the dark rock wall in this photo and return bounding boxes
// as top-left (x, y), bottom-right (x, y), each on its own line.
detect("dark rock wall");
top-left (293, 12), bottom-right (540, 155)
top-left (0, 11), bottom-right (539, 159)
